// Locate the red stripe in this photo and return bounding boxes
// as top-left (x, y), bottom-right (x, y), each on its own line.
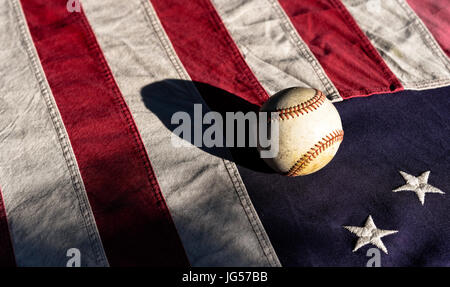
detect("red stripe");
top-left (150, 0), bottom-right (269, 106)
top-left (407, 0), bottom-right (450, 58)
top-left (20, 1), bottom-right (188, 266)
top-left (278, 0), bottom-right (403, 99)
top-left (0, 188), bottom-right (16, 266)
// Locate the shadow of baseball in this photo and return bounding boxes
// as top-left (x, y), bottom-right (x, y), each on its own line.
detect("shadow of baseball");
top-left (141, 79), bottom-right (274, 174)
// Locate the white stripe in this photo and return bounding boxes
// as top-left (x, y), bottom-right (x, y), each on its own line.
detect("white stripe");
top-left (82, 0), bottom-right (281, 267)
top-left (342, 0), bottom-right (450, 90)
top-left (0, 0), bottom-right (108, 267)
top-left (210, 0), bottom-right (341, 101)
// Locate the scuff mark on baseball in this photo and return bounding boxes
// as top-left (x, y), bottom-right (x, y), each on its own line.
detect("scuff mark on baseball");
top-left (258, 87), bottom-right (343, 176)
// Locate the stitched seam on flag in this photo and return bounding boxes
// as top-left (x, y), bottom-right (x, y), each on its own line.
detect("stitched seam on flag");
top-left (328, 0), bottom-right (403, 93)
top-left (0, 1), bottom-right (19, 269)
top-left (203, 0), bottom-right (279, 261)
top-left (142, 0), bottom-right (192, 83)
top-left (332, 0), bottom-right (402, 87)
top-left (12, 0), bottom-right (109, 267)
top-left (145, 0), bottom-right (279, 266)
top-left (403, 79), bottom-right (450, 88)
top-left (272, 0), bottom-right (338, 98)
top-left (143, 0), bottom-right (208, 126)
top-left (143, 0), bottom-right (280, 266)
top-left (267, 0), bottom-right (341, 101)
top-left (78, 6), bottom-right (185, 246)
top-left (337, 86), bottom-right (403, 95)
top-left (223, 160), bottom-right (281, 267)
top-left (287, 130), bottom-right (344, 176)
top-left (397, 0), bottom-right (450, 72)
top-left (345, 0), bottom-right (450, 89)
top-left (142, 1), bottom-right (199, 264)
top-left (202, 0), bottom-right (269, 105)
top-left (403, 79), bottom-right (450, 85)
top-left (269, 90), bottom-right (326, 121)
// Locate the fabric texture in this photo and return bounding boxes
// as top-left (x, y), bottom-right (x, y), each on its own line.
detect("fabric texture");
top-left (0, 0), bottom-right (108, 266)
top-left (407, 0), bottom-right (450, 57)
top-left (210, 0), bottom-right (340, 101)
top-left (151, 0), bottom-right (269, 106)
top-left (82, 0), bottom-right (280, 267)
top-left (239, 86), bottom-right (450, 266)
top-left (0, 0), bottom-right (449, 266)
top-left (342, 0), bottom-right (450, 90)
top-left (278, 0), bottom-right (403, 98)
top-left (20, 0), bottom-right (188, 266)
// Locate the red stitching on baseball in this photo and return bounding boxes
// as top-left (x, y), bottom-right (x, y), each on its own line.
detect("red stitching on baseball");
top-left (286, 129), bottom-right (344, 176)
top-left (273, 90), bottom-right (326, 121)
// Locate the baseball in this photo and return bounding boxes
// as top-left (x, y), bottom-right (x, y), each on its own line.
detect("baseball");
top-left (258, 87), bottom-right (343, 176)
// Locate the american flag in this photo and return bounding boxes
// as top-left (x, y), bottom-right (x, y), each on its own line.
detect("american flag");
top-left (0, 0), bottom-right (449, 266)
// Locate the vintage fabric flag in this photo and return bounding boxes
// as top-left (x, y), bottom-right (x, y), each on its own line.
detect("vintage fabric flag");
top-left (0, 0), bottom-right (449, 266)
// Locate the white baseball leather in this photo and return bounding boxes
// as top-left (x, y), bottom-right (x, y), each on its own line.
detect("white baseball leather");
top-left (259, 87), bottom-right (343, 176)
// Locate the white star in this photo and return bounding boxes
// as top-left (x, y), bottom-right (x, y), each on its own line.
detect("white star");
top-left (393, 171), bottom-right (445, 205)
top-left (343, 215), bottom-right (398, 254)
